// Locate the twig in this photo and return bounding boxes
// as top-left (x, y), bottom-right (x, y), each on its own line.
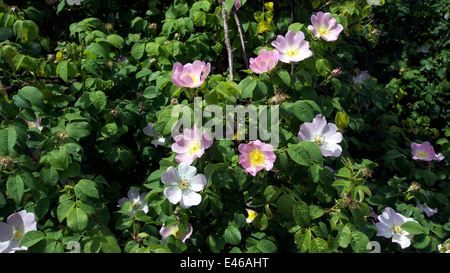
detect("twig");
top-left (221, 1), bottom-right (234, 82)
top-left (231, 6), bottom-right (249, 70)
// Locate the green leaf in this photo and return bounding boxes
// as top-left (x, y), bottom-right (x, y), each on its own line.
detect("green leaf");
top-left (19, 230), bottom-right (45, 248)
top-left (295, 228), bottom-right (311, 253)
top-left (56, 61), bottom-right (77, 83)
top-left (256, 239), bottom-right (277, 253)
top-left (293, 201), bottom-right (311, 227)
top-left (224, 225), bottom-right (241, 245)
top-left (10, 54), bottom-right (37, 72)
top-left (18, 86), bottom-right (44, 108)
top-left (89, 91), bottom-right (107, 111)
top-left (101, 235), bottom-right (121, 253)
top-left (57, 200), bottom-right (76, 223)
top-left (74, 179), bottom-right (99, 199)
top-left (350, 231), bottom-right (371, 253)
top-left (117, 201), bottom-right (132, 214)
top-left (40, 165), bottom-right (60, 186)
top-left (6, 174), bottom-right (24, 205)
top-left (293, 101), bottom-right (314, 122)
top-left (0, 126), bottom-right (17, 154)
top-left (309, 238), bottom-right (329, 253)
top-left (264, 185), bottom-right (281, 203)
top-left (131, 42), bottom-right (145, 60)
top-left (401, 221), bottom-right (425, 235)
top-left (315, 58), bottom-right (330, 77)
top-left (67, 121), bottom-right (91, 139)
top-left (67, 207), bottom-right (88, 232)
top-left (13, 20), bottom-right (39, 43)
top-left (47, 150), bottom-right (69, 171)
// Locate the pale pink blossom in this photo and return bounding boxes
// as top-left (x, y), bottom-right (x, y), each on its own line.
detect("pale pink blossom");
top-left (297, 114), bottom-right (343, 157)
top-left (117, 189), bottom-right (149, 218)
top-left (271, 30), bottom-right (312, 63)
top-left (0, 210), bottom-right (37, 253)
top-left (25, 118), bottom-right (43, 131)
top-left (246, 208), bottom-right (258, 224)
top-left (143, 122), bottom-right (167, 147)
top-left (171, 61), bottom-right (211, 88)
top-left (238, 140), bottom-right (276, 176)
top-left (411, 142), bottom-right (445, 162)
top-left (352, 70), bottom-right (371, 88)
top-left (159, 218), bottom-right (193, 245)
top-left (375, 207), bottom-right (416, 249)
top-left (249, 49), bottom-right (279, 74)
top-left (161, 162), bottom-right (207, 209)
top-left (308, 12), bottom-right (343, 42)
top-left (171, 124), bottom-right (213, 165)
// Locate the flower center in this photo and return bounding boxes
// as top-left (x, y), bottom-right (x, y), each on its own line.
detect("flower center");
top-left (28, 123), bottom-right (36, 129)
top-left (392, 224), bottom-right (403, 234)
top-left (249, 148), bottom-right (266, 167)
top-left (247, 210), bottom-right (258, 221)
top-left (314, 134), bottom-right (326, 146)
top-left (178, 179), bottom-right (190, 190)
top-left (132, 201), bottom-right (140, 210)
top-left (317, 26), bottom-right (330, 36)
top-left (417, 151), bottom-right (427, 158)
top-left (187, 141), bottom-right (202, 155)
top-left (11, 226), bottom-right (24, 243)
top-left (189, 73), bottom-right (199, 85)
top-left (170, 226), bottom-right (182, 239)
top-left (285, 46), bottom-right (299, 58)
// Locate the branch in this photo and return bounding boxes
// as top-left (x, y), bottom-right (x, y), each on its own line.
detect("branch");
top-left (231, 6), bottom-right (249, 70)
top-left (221, 1), bottom-right (234, 82)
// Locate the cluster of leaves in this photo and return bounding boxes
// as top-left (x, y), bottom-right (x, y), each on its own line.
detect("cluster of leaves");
top-left (0, 0), bottom-right (449, 253)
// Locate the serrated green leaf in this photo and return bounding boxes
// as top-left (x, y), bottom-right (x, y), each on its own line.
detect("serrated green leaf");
top-left (67, 207), bottom-right (88, 232)
top-left (19, 230), bottom-right (45, 248)
top-left (75, 179), bottom-right (99, 199)
top-left (224, 225), bottom-right (241, 245)
top-left (309, 238), bottom-right (329, 253)
top-left (401, 221), bottom-right (425, 235)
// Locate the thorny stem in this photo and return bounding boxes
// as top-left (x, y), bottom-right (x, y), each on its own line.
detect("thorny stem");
top-left (221, 1), bottom-right (234, 82)
top-left (231, 6), bottom-right (249, 70)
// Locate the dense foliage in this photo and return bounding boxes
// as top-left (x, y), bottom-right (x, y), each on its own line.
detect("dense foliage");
top-left (0, 0), bottom-right (449, 253)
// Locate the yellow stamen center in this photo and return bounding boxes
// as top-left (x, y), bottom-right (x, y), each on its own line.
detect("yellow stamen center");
top-left (314, 134), bottom-right (326, 146)
top-left (317, 26), bottom-right (330, 36)
top-left (178, 179), bottom-right (190, 190)
top-left (285, 46), bottom-right (299, 58)
top-left (247, 210), bottom-right (258, 221)
top-left (187, 141), bottom-right (201, 155)
top-left (28, 123), bottom-right (36, 129)
top-left (417, 151), bottom-right (427, 158)
top-left (12, 227), bottom-right (24, 243)
top-left (170, 226), bottom-right (182, 239)
top-left (132, 202), bottom-right (140, 210)
top-left (392, 224), bottom-right (403, 234)
top-left (189, 73), bottom-right (199, 85)
top-left (249, 148), bottom-right (265, 167)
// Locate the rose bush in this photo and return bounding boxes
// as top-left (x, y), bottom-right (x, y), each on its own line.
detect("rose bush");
top-left (0, 0), bottom-right (449, 253)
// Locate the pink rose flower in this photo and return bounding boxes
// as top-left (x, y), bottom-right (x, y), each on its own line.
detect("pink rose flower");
top-left (161, 162), bottom-right (207, 209)
top-left (249, 49), bottom-right (279, 74)
top-left (271, 30), bottom-right (313, 63)
top-left (297, 114), bottom-right (343, 157)
top-left (159, 217), bottom-right (193, 245)
top-left (171, 60), bottom-right (211, 88)
top-left (0, 210), bottom-right (37, 253)
top-left (171, 124), bottom-right (213, 165)
top-left (238, 140), bottom-right (276, 176)
top-left (25, 118), bottom-right (43, 131)
top-left (307, 12), bottom-right (343, 42)
top-left (411, 141), bottom-right (445, 161)
top-left (375, 207), bottom-right (416, 249)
